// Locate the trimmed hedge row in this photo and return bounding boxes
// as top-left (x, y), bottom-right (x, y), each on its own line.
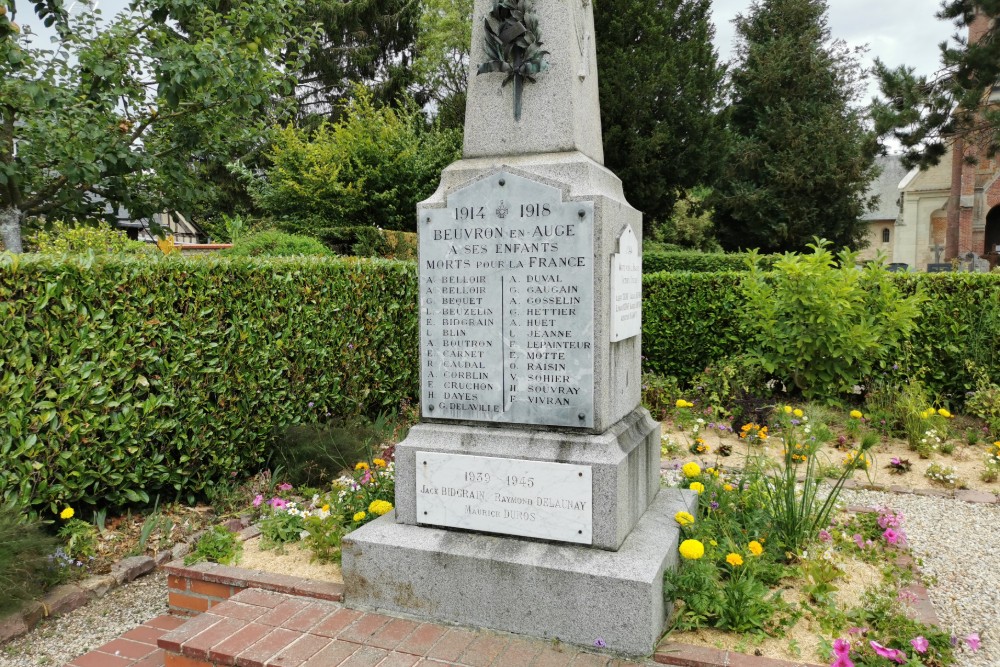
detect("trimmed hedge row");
top-left (3, 254), bottom-right (997, 513)
top-left (642, 271), bottom-right (1000, 402)
top-left (0, 255), bottom-right (418, 514)
top-left (642, 250), bottom-right (778, 274)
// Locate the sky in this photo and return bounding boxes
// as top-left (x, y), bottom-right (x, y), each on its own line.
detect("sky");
top-left (710, 0), bottom-right (959, 103)
top-left (21, 0), bottom-right (960, 106)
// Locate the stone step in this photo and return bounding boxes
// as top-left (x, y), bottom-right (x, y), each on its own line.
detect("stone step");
top-left (156, 588), bottom-right (652, 667)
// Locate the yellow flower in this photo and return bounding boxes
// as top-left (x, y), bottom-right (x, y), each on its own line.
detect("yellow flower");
top-left (59, 507), bottom-right (74, 520)
top-left (321, 504), bottom-right (330, 513)
top-left (679, 539), bottom-right (705, 560)
top-left (726, 553), bottom-right (744, 567)
top-left (676, 399), bottom-right (693, 408)
top-left (674, 511), bottom-right (695, 526)
top-left (850, 410), bottom-right (863, 419)
top-left (373, 458), bottom-right (387, 468)
top-left (937, 408), bottom-right (952, 419)
top-left (353, 511), bottom-right (367, 522)
top-left (723, 483), bottom-right (735, 492)
top-left (709, 539), bottom-right (718, 546)
top-left (689, 482), bottom-right (705, 495)
top-left (784, 405), bottom-right (793, 414)
top-left (355, 462), bottom-right (369, 471)
top-left (793, 408), bottom-right (804, 418)
top-left (681, 462), bottom-right (701, 478)
top-left (368, 500), bottom-right (393, 516)
top-left (748, 541), bottom-right (763, 556)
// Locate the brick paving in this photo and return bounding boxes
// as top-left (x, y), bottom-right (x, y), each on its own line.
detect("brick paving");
top-left (63, 589), bottom-right (654, 667)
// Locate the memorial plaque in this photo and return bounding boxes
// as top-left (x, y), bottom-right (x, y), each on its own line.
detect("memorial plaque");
top-left (419, 171), bottom-right (595, 428)
top-left (927, 263), bottom-right (952, 273)
top-left (610, 226), bottom-right (641, 342)
top-left (415, 451), bottom-right (593, 544)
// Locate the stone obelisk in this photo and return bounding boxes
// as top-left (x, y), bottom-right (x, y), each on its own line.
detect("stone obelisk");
top-left (342, 0), bottom-right (693, 654)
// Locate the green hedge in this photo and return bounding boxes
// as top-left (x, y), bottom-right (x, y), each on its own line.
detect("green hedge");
top-left (643, 250), bottom-right (778, 273)
top-left (642, 272), bottom-right (751, 381)
top-left (642, 270), bottom-right (1000, 402)
top-left (0, 255), bottom-right (418, 514)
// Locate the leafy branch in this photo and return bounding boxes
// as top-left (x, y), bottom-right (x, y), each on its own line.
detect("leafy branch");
top-left (476, 0), bottom-right (548, 121)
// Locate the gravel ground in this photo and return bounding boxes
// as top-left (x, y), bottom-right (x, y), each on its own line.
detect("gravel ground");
top-left (0, 571), bottom-right (167, 667)
top-left (0, 489), bottom-right (995, 667)
top-left (839, 488), bottom-right (997, 667)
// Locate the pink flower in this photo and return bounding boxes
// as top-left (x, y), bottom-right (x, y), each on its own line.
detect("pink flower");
top-left (853, 534), bottom-right (865, 549)
top-left (269, 497), bottom-right (287, 509)
top-left (360, 469), bottom-right (372, 485)
top-left (910, 636), bottom-right (929, 653)
top-left (833, 638), bottom-right (850, 656)
top-left (252, 494), bottom-right (263, 507)
top-left (277, 482), bottom-right (293, 491)
top-left (830, 657), bottom-right (854, 667)
top-left (819, 529), bottom-right (832, 542)
top-left (869, 641), bottom-right (906, 664)
top-left (966, 633), bottom-right (981, 652)
top-left (883, 528), bottom-right (900, 545)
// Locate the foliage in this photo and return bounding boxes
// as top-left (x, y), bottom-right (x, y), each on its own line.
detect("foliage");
top-left (259, 508), bottom-right (305, 551)
top-left (873, 1), bottom-right (1000, 169)
top-left (304, 457), bottom-right (396, 564)
top-left (413, 0), bottom-right (472, 128)
top-left (595, 0), bottom-right (726, 228)
top-left (0, 0), bottom-right (312, 252)
top-left (57, 517), bottom-right (98, 561)
top-left (642, 271), bottom-right (751, 385)
top-left (966, 363), bottom-right (1000, 437)
top-left (309, 226), bottom-right (417, 260)
top-left (742, 242), bottom-right (924, 399)
top-left (711, 0), bottom-right (878, 253)
top-left (28, 221), bottom-right (151, 256)
top-left (650, 190), bottom-right (722, 252)
top-left (840, 590), bottom-right (954, 667)
top-left (643, 250), bottom-right (778, 274)
top-left (0, 254), bottom-right (418, 513)
top-left (291, 0), bottom-right (420, 113)
top-left (248, 88), bottom-right (460, 233)
top-left (270, 413), bottom-right (396, 488)
top-left (220, 230), bottom-right (331, 258)
top-left (0, 503), bottom-right (61, 615)
top-left (184, 525), bottom-right (242, 566)
top-left (641, 373), bottom-right (681, 421)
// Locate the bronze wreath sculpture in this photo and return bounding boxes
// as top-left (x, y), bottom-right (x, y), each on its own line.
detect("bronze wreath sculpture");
top-left (476, 0), bottom-right (550, 121)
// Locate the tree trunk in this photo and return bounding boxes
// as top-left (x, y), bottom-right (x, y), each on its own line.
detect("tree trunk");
top-left (0, 206), bottom-right (22, 253)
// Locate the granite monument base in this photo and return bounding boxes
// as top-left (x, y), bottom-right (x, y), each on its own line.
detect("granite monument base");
top-left (342, 488), bottom-right (696, 656)
top-left (395, 407), bottom-right (660, 551)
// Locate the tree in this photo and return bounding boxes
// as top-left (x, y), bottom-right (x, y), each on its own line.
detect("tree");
top-left (710, 0), bottom-right (878, 253)
top-left (0, 0), bottom-right (309, 252)
top-left (595, 0), bottom-right (727, 231)
top-left (873, 1), bottom-right (1000, 169)
top-left (413, 0), bottom-right (473, 129)
top-left (292, 0), bottom-right (423, 117)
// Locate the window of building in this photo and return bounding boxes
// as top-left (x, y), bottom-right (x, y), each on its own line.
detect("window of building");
top-left (882, 228), bottom-right (891, 243)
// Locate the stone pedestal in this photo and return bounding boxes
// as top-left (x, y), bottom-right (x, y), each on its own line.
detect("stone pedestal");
top-left (343, 488), bottom-right (695, 656)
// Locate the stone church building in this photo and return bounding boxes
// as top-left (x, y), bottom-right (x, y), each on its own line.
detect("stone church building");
top-left (859, 11), bottom-right (1000, 272)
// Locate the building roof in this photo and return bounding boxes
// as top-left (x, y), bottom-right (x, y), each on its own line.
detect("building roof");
top-left (862, 155), bottom-right (910, 221)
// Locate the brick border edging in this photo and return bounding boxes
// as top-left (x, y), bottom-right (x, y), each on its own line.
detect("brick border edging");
top-left (652, 507), bottom-right (941, 667)
top-left (164, 525), bottom-right (344, 616)
top-left (0, 517), bottom-right (251, 645)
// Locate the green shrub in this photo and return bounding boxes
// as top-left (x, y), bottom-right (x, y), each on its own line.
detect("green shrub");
top-left (221, 230), bottom-right (331, 257)
top-left (0, 504), bottom-right (62, 615)
top-left (184, 525), bottom-right (242, 565)
top-left (742, 243), bottom-right (924, 400)
top-left (0, 254), bottom-right (418, 513)
top-left (642, 250), bottom-right (777, 274)
top-left (250, 86), bottom-right (461, 232)
top-left (642, 271), bottom-right (751, 384)
top-left (27, 220), bottom-right (151, 255)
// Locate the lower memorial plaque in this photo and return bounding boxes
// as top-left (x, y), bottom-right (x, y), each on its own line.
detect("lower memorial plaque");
top-left (415, 451), bottom-right (593, 544)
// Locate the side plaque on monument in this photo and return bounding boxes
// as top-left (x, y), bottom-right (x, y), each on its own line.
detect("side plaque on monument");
top-left (415, 451), bottom-right (593, 544)
top-left (610, 226), bottom-right (641, 342)
top-left (419, 171), bottom-right (595, 428)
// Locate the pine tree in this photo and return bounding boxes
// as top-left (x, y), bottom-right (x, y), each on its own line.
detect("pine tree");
top-left (595, 0), bottom-right (726, 230)
top-left (711, 0), bottom-right (877, 253)
top-left (874, 1), bottom-right (1000, 169)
